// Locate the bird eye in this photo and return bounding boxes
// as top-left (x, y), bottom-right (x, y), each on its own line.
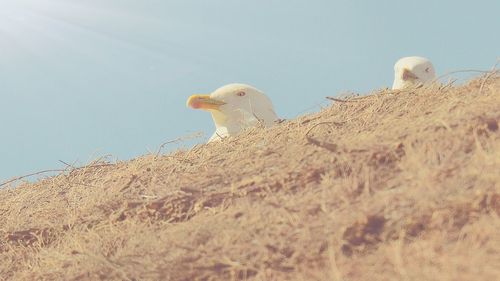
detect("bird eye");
top-left (237, 91), bottom-right (246, 97)
top-left (425, 67), bottom-right (430, 73)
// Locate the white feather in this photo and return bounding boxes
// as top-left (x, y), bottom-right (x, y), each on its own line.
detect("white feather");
top-left (392, 56), bottom-right (437, 90)
top-left (206, 84), bottom-right (279, 142)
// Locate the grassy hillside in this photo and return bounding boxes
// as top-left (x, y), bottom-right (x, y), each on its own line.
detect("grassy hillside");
top-left (1, 75), bottom-right (499, 281)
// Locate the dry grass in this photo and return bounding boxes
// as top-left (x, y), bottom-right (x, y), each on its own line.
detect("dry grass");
top-left (1, 76), bottom-right (499, 281)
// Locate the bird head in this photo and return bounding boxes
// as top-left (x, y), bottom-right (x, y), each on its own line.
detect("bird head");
top-left (392, 56), bottom-right (436, 90)
top-left (187, 83), bottom-right (278, 129)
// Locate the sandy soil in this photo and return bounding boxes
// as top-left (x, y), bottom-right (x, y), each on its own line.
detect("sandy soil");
top-left (1, 75), bottom-right (499, 281)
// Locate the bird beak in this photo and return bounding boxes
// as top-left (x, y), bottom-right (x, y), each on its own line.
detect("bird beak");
top-left (402, 68), bottom-right (419, 81)
top-left (187, 94), bottom-right (226, 111)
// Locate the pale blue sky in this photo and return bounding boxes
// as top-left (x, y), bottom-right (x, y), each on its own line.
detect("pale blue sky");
top-left (0, 0), bottom-right (498, 182)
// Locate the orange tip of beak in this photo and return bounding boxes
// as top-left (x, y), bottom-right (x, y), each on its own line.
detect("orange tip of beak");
top-left (187, 94), bottom-right (225, 110)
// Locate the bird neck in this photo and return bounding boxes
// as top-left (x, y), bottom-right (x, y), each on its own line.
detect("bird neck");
top-left (212, 111), bottom-right (257, 135)
top-left (211, 111), bottom-right (240, 134)
top-left (393, 78), bottom-right (417, 90)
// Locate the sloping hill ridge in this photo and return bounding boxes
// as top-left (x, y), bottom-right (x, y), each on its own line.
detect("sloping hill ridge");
top-left (1, 76), bottom-right (499, 281)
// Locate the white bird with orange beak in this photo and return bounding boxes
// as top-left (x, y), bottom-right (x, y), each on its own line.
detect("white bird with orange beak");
top-left (392, 56), bottom-right (436, 90)
top-left (187, 83), bottom-right (279, 142)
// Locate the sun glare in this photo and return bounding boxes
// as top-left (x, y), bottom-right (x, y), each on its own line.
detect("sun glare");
top-left (0, 1), bottom-right (48, 46)
top-left (0, 0), bottom-right (144, 57)
top-left (0, 2), bottom-right (29, 29)
top-left (0, 0), bottom-right (83, 56)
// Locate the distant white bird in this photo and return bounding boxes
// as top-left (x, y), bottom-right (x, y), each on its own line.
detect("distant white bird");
top-left (392, 56), bottom-right (436, 90)
top-left (187, 83), bottom-right (279, 142)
